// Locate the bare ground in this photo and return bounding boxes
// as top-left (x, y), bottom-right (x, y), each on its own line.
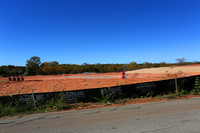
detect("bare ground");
top-left (0, 65), bottom-right (200, 96)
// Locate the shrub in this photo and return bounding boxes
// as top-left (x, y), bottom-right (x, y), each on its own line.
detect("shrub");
top-left (191, 76), bottom-right (200, 95)
top-left (94, 89), bottom-right (115, 104)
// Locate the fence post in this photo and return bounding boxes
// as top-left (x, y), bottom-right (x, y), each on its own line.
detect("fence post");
top-left (175, 74), bottom-right (178, 93)
top-left (32, 90), bottom-right (37, 108)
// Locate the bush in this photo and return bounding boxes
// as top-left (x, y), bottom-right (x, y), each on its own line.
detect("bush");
top-left (177, 88), bottom-right (189, 96)
top-left (191, 76), bottom-right (200, 95)
top-left (93, 89), bottom-right (115, 104)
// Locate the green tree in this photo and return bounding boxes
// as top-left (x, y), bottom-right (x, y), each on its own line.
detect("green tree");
top-left (26, 56), bottom-right (41, 75)
top-left (129, 61), bottom-right (137, 65)
top-left (142, 62), bottom-right (152, 68)
top-left (41, 61), bottom-right (59, 67)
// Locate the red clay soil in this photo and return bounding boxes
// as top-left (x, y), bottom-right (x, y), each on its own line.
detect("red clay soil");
top-left (0, 72), bottom-right (200, 97)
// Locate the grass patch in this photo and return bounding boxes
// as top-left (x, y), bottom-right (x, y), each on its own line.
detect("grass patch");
top-left (166, 93), bottom-right (177, 99)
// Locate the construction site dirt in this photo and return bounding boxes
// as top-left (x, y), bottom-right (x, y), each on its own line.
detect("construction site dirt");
top-left (1, 65), bottom-right (200, 97)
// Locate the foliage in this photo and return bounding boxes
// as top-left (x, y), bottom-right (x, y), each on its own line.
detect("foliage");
top-left (0, 92), bottom-right (72, 118)
top-left (166, 93), bottom-right (177, 99)
top-left (113, 97), bottom-right (133, 104)
top-left (191, 76), bottom-right (200, 95)
top-left (129, 61), bottom-right (137, 65)
top-left (0, 98), bottom-right (33, 117)
top-left (26, 56), bottom-right (41, 75)
top-left (0, 65), bottom-right (25, 76)
top-left (2, 57), bottom-right (199, 76)
top-left (36, 62), bottom-right (176, 75)
top-left (41, 61), bottom-right (59, 67)
top-left (155, 95), bottom-right (165, 99)
top-left (45, 92), bottom-right (71, 111)
top-left (177, 88), bottom-right (189, 96)
top-left (93, 89), bottom-right (115, 104)
top-left (1, 56), bottom-right (200, 76)
top-left (147, 91), bottom-right (155, 97)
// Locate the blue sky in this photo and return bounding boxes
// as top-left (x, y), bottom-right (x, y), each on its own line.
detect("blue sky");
top-left (0, 0), bottom-right (200, 66)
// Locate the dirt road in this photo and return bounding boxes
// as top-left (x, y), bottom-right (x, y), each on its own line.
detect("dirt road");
top-left (1, 97), bottom-right (200, 133)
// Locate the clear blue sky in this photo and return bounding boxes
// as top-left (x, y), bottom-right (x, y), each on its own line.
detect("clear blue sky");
top-left (0, 0), bottom-right (200, 66)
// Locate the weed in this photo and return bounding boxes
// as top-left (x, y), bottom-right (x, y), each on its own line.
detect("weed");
top-left (166, 93), bottom-right (177, 99)
top-left (114, 97), bottom-right (133, 104)
top-left (155, 95), bottom-right (165, 99)
top-left (46, 98), bottom-right (55, 109)
top-left (177, 88), bottom-right (189, 96)
top-left (191, 76), bottom-right (200, 95)
top-left (147, 91), bottom-right (155, 97)
top-left (0, 106), bottom-right (15, 117)
top-left (93, 89), bottom-right (115, 104)
top-left (45, 92), bottom-right (70, 111)
top-left (191, 89), bottom-right (198, 95)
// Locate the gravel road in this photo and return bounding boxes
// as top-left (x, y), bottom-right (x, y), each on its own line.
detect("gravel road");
top-left (1, 97), bottom-right (200, 133)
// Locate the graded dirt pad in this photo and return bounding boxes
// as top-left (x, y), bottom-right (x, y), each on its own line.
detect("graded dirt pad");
top-left (127, 64), bottom-right (200, 74)
top-left (0, 65), bottom-right (200, 96)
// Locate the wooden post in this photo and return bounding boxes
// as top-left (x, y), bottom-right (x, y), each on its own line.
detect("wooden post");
top-left (32, 90), bottom-right (37, 108)
top-left (175, 74), bottom-right (178, 93)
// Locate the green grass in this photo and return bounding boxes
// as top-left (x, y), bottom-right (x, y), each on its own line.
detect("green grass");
top-left (166, 93), bottom-right (177, 99)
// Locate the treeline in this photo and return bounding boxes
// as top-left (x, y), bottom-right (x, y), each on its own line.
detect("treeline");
top-left (0, 65), bottom-right (25, 77)
top-left (0, 56), bottom-right (200, 76)
top-left (37, 62), bottom-right (174, 75)
top-left (0, 62), bottom-right (172, 76)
